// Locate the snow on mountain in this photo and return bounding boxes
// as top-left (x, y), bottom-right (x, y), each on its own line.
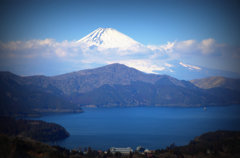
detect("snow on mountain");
top-left (154, 61), bottom-right (240, 80)
top-left (77, 28), bottom-right (144, 51)
top-left (75, 27), bottom-right (240, 80)
top-left (179, 62), bottom-right (201, 70)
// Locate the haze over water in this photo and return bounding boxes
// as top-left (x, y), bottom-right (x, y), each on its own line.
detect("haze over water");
top-left (34, 105), bottom-right (240, 150)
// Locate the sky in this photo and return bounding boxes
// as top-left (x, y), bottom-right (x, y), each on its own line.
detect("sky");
top-left (0, 0), bottom-right (240, 77)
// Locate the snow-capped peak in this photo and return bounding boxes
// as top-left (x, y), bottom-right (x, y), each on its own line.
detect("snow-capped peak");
top-left (179, 62), bottom-right (201, 70)
top-left (77, 28), bottom-right (143, 50)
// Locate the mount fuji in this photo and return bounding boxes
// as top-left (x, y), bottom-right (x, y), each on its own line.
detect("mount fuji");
top-left (75, 27), bottom-right (240, 80)
top-left (77, 27), bottom-right (144, 51)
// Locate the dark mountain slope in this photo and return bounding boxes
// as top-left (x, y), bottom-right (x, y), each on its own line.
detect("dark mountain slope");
top-left (0, 134), bottom-right (70, 158)
top-left (0, 117), bottom-right (69, 141)
top-left (1, 130), bottom-right (240, 158)
top-left (2, 64), bottom-right (198, 96)
top-left (0, 63), bottom-right (240, 115)
top-left (50, 63), bottom-right (192, 94)
top-left (191, 76), bottom-right (240, 91)
top-left (157, 130), bottom-right (240, 158)
top-left (71, 80), bottom-right (239, 107)
top-left (0, 72), bottom-right (80, 117)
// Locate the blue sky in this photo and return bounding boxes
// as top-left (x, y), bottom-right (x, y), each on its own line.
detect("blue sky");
top-left (1, 0), bottom-right (239, 44)
top-left (0, 0), bottom-right (240, 77)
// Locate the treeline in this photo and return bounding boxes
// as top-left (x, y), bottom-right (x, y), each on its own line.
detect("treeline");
top-left (0, 130), bottom-right (240, 158)
top-left (0, 116), bottom-right (69, 141)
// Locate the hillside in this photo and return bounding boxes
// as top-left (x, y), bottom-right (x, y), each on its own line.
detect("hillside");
top-left (191, 76), bottom-right (240, 91)
top-left (156, 130), bottom-right (240, 158)
top-left (71, 80), bottom-right (239, 107)
top-left (0, 117), bottom-right (69, 142)
top-left (0, 134), bottom-right (70, 158)
top-left (0, 72), bottom-right (82, 116)
top-left (33, 63), bottom-right (191, 94)
top-left (0, 63), bottom-right (240, 116)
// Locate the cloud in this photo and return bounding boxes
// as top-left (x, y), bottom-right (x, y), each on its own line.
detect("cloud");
top-left (199, 38), bottom-right (216, 54)
top-left (0, 37), bottom-right (239, 75)
top-left (55, 48), bottom-right (67, 57)
top-left (147, 38), bottom-right (236, 58)
top-left (0, 37), bottom-right (222, 60)
top-left (107, 59), bottom-right (166, 74)
top-left (175, 40), bottom-right (197, 52)
top-left (164, 63), bottom-right (174, 67)
top-left (0, 39), bottom-right (56, 50)
top-left (0, 39), bottom-right (57, 59)
top-left (148, 41), bottom-right (175, 53)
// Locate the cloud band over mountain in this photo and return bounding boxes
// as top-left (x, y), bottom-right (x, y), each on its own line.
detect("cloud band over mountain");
top-left (0, 28), bottom-right (239, 79)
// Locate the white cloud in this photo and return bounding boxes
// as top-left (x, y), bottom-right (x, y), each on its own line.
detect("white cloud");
top-left (199, 38), bottom-right (216, 54)
top-left (148, 38), bottom-right (221, 56)
top-left (0, 37), bottom-right (239, 75)
top-left (175, 40), bottom-right (196, 52)
top-left (55, 48), bottom-right (67, 57)
top-left (164, 63), bottom-right (174, 67)
top-left (148, 41), bottom-right (175, 53)
top-left (0, 37), bottom-right (222, 60)
top-left (107, 59), bottom-right (165, 74)
top-left (0, 39), bottom-right (56, 50)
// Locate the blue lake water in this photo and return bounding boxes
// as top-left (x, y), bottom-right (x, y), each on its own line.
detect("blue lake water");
top-left (33, 105), bottom-right (240, 150)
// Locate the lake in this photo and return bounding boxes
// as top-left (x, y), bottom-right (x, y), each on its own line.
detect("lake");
top-left (33, 105), bottom-right (240, 150)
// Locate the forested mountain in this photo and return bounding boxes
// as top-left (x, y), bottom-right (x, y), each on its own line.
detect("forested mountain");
top-left (0, 72), bottom-right (81, 116)
top-left (1, 63), bottom-right (240, 116)
top-left (25, 63), bottom-right (193, 94)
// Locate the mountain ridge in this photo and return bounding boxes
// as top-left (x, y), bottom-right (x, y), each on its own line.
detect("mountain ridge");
top-left (0, 63), bottom-right (240, 116)
top-left (32, 63), bottom-right (198, 94)
top-left (191, 76), bottom-right (240, 91)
